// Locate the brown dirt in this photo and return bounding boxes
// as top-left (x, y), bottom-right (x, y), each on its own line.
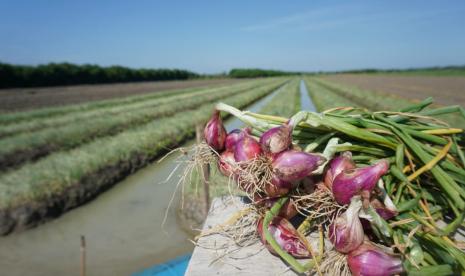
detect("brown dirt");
top-left (323, 74), bottom-right (465, 107)
top-left (0, 79), bottom-right (244, 112)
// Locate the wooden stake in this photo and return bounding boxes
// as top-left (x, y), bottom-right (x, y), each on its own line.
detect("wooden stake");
top-left (80, 235), bottom-right (86, 276)
top-left (196, 124), bottom-right (210, 216)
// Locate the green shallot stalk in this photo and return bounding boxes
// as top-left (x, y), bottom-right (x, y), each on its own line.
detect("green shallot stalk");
top-left (399, 97), bottom-right (433, 113)
top-left (452, 135), bottom-right (465, 168)
top-left (395, 144), bottom-right (405, 171)
top-left (303, 112), bottom-right (397, 149)
top-left (216, 102), bottom-right (273, 131)
top-left (375, 115), bottom-right (465, 210)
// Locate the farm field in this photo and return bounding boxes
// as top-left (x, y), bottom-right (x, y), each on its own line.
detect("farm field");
top-left (323, 74), bottom-right (465, 107)
top-left (306, 77), bottom-right (465, 129)
top-left (0, 77), bottom-right (288, 234)
top-left (0, 80), bottom-right (270, 169)
top-left (0, 78), bottom-right (245, 112)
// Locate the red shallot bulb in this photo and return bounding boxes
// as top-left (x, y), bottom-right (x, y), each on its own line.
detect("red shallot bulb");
top-left (204, 110), bottom-right (227, 151)
top-left (225, 128), bottom-right (251, 151)
top-left (234, 132), bottom-right (262, 162)
top-left (348, 240), bottom-right (404, 276)
top-left (259, 123), bottom-right (292, 154)
top-left (324, 151), bottom-right (356, 189)
top-left (332, 160), bottom-right (389, 205)
top-left (272, 150), bottom-right (326, 182)
top-left (328, 197), bottom-right (364, 253)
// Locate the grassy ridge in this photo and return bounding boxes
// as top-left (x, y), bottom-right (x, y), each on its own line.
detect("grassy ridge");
top-left (304, 78), bottom-right (356, 111)
top-left (0, 80), bottom-right (281, 169)
top-left (260, 78), bottom-right (301, 117)
top-left (0, 79), bottom-right (287, 210)
top-left (312, 78), bottom-right (410, 110)
top-left (0, 81), bottom-right (264, 137)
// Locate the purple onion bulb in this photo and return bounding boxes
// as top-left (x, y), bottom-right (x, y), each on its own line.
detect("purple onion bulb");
top-left (272, 150), bottom-right (326, 182)
top-left (225, 128), bottom-right (251, 151)
top-left (324, 151), bottom-right (356, 189)
top-left (328, 197), bottom-right (364, 253)
top-left (259, 123), bottom-right (292, 154)
top-left (234, 133), bottom-right (262, 162)
top-left (348, 240), bottom-right (404, 276)
top-left (332, 160), bottom-right (389, 205)
top-left (204, 110), bottom-right (227, 151)
top-left (224, 129), bottom-right (241, 151)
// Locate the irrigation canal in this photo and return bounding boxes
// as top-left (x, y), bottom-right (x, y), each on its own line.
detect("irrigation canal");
top-left (0, 80), bottom-right (316, 276)
top-left (300, 79), bottom-right (317, 112)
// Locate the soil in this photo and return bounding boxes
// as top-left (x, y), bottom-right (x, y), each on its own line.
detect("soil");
top-left (323, 74), bottom-right (465, 107)
top-left (0, 145), bottom-right (53, 172)
top-left (0, 79), bottom-right (244, 112)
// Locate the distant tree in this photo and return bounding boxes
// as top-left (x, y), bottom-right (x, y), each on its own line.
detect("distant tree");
top-left (229, 68), bottom-right (298, 78)
top-left (0, 61), bottom-right (199, 88)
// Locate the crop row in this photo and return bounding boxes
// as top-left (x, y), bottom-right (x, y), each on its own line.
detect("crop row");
top-left (304, 78), bottom-right (357, 111)
top-left (0, 80), bottom-right (266, 138)
top-left (259, 78), bottom-right (301, 117)
top-left (312, 78), bottom-right (411, 110)
top-left (311, 78), bottom-right (465, 128)
top-left (0, 79), bottom-right (286, 226)
top-left (0, 79), bottom-right (283, 169)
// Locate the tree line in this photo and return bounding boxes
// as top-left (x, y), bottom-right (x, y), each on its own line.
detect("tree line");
top-left (0, 62), bottom-right (199, 88)
top-left (229, 68), bottom-right (299, 78)
top-left (333, 65), bottom-right (465, 75)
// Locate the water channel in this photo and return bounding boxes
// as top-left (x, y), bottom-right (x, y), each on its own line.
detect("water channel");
top-left (300, 79), bottom-right (317, 112)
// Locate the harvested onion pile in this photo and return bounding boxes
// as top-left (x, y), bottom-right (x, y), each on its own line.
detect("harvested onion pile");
top-left (198, 98), bottom-right (465, 275)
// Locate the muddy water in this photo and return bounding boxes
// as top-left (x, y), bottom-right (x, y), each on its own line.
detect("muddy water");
top-left (300, 79), bottom-right (317, 112)
top-left (0, 85), bottom-right (285, 276)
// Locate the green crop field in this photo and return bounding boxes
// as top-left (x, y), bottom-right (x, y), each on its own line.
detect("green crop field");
top-left (0, 80), bottom-right (280, 169)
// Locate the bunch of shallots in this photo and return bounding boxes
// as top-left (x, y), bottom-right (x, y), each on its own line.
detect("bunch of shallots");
top-left (203, 109), bottom-right (405, 275)
top-left (198, 96), bottom-right (465, 275)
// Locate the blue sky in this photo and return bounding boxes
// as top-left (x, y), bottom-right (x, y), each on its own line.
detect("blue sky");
top-left (0, 0), bottom-right (464, 73)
